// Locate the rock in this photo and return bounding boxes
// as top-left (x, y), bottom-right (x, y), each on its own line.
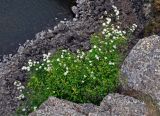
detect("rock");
top-left (29, 97), bottom-right (85, 116)
top-left (121, 35), bottom-right (160, 110)
top-left (99, 93), bottom-right (149, 116)
top-left (30, 93), bottom-right (149, 116)
top-left (0, 0), bottom-right (152, 115)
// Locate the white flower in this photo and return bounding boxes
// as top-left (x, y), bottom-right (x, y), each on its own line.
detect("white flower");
top-left (84, 75), bottom-right (87, 78)
top-left (95, 55), bottom-right (99, 60)
top-left (14, 81), bottom-right (17, 86)
top-left (110, 40), bottom-right (114, 43)
top-left (28, 61), bottom-right (33, 67)
top-left (102, 23), bottom-right (106, 26)
top-left (133, 24), bottom-right (137, 28)
top-left (22, 66), bottom-right (27, 71)
top-left (106, 18), bottom-right (111, 24)
top-left (117, 26), bottom-right (120, 29)
top-left (33, 61), bottom-right (37, 65)
top-left (39, 66), bottom-right (42, 69)
top-left (89, 49), bottom-right (93, 53)
top-left (77, 49), bottom-right (80, 53)
top-left (115, 10), bottom-right (120, 16)
top-left (57, 58), bottom-right (60, 62)
top-left (93, 77), bottom-right (96, 79)
top-left (107, 33), bottom-right (111, 37)
top-left (43, 54), bottom-right (47, 58)
top-left (112, 5), bottom-right (117, 9)
top-left (93, 45), bottom-right (97, 49)
top-left (113, 36), bottom-right (116, 40)
top-left (26, 67), bottom-right (30, 72)
top-left (17, 94), bottom-right (25, 100)
top-left (122, 31), bottom-right (126, 34)
top-left (109, 61), bottom-right (115, 65)
top-left (61, 55), bottom-right (64, 58)
top-left (28, 59), bottom-right (32, 62)
top-left (63, 64), bottom-right (66, 67)
top-left (80, 55), bottom-right (83, 59)
top-left (104, 11), bottom-right (108, 15)
top-left (33, 106), bottom-right (37, 111)
top-left (48, 52), bottom-right (51, 57)
top-left (81, 80), bottom-right (84, 83)
top-left (14, 81), bottom-right (21, 87)
top-left (103, 28), bottom-right (107, 32)
top-left (21, 86), bottom-right (25, 90)
top-left (64, 71), bottom-right (69, 76)
top-left (62, 50), bottom-right (67, 53)
top-left (113, 45), bottom-right (117, 49)
top-left (22, 108), bottom-right (26, 112)
top-left (44, 67), bottom-right (47, 71)
top-left (43, 58), bottom-right (47, 62)
top-left (47, 60), bottom-right (51, 63)
top-left (102, 31), bottom-right (105, 35)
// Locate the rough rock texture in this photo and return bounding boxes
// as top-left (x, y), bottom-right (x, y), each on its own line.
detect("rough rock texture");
top-left (99, 94), bottom-right (149, 116)
top-left (121, 35), bottom-right (160, 111)
top-left (29, 97), bottom-right (86, 116)
top-left (30, 93), bottom-right (149, 116)
top-left (0, 0), bottom-right (152, 115)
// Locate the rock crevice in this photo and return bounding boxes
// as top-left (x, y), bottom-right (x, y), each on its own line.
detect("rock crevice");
top-left (0, 0), bottom-right (153, 115)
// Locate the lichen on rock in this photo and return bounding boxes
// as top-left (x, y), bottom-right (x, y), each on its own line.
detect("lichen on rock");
top-left (121, 35), bottom-right (160, 112)
top-left (30, 93), bottom-right (149, 116)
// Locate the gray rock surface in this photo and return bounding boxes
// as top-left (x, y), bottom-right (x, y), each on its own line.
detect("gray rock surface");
top-left (0, 0), bottom-right (152, 115)
top-left (121, 35), bottom-right (160, 110)
top-left (99, 94), bottom-right (149, 116)
top-left (30, 93), bottom-right (149, 116)
top-left (29, 97), bottom-right (86, 116)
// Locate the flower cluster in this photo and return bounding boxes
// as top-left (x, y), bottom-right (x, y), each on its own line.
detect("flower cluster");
top-left (22, 52), bottom-right (52, 72)
top-left (17, 4), bottom-right (138, 115)
top-left (14, 81), bottom-right (25, 100)
top-left (112, 5), bottom-right (120, 19)
top-left (130, 24), bottom-right (138, 32)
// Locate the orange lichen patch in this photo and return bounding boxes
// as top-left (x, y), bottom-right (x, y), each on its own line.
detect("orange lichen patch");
top-left (143, 0), bottom-right (160, 36)
top-left (153, 0), bottom-right (160, 12)
top-left (144, 17), bottom-right (160, 36)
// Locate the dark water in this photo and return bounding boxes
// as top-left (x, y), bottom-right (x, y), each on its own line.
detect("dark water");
top-left (0, 0), bottom-right (73, 58)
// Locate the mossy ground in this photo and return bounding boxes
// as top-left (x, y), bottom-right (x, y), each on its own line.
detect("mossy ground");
top-left (144, 0), bottom-right (160, 36)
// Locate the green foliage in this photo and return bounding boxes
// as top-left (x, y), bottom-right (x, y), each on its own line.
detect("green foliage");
top-left (16, 23), bottom-right (128, 115)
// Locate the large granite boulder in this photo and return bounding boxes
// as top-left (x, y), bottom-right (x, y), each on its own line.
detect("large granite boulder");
top-left (30, 93), bottom-right (149, 116)
top-left (121, 35), bottom-right (160, 111)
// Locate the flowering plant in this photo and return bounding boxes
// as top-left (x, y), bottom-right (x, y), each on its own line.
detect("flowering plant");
top-left (16, 5), bottom-right (137, 115)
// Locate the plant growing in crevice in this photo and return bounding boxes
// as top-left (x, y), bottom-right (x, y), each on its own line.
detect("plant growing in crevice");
top-left (15, 5), bottom-right (137, 115)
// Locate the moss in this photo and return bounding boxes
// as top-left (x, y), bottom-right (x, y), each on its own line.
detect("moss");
top-left (144, 17), bottom-right (160, 36)
top-left (153, 0), bottom-right (160, 12)
top-left (143, 0), bottom-right (160, 36)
